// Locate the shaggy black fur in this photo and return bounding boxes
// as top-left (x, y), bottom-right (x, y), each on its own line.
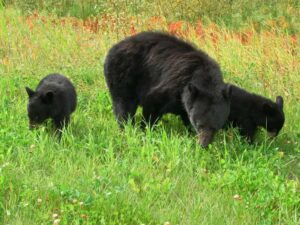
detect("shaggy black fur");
top-left (227, 85), bottom-right (285, 142)
top-left (104, 31), bottom-right (231, 147)
top-left (25, 73), bottom-right (77, 136)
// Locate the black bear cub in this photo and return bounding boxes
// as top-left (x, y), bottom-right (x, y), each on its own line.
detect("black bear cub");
top-left (25, 73), bottom-right (77, 135)
top-left (104, 31), bottom-right (232, 147)
top-left (228, 85), bottom-right (285, 142)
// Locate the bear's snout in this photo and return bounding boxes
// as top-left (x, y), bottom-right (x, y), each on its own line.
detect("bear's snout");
top-left (198, 128), bottom-right (215, 148)
top-left (29, 121), bottom-right (39, 130)
top-left (268, 131), bottom-right (278, 138)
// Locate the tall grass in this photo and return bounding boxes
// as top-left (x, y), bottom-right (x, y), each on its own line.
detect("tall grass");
top-left (0, 6), bottom-right (299, 225)
top-left (2, 0), bottom-right (300, 33)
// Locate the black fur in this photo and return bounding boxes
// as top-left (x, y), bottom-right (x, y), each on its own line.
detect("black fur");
top-left (104, 31), bottom-right (231, 147)
top-left (227, 85), bottom-right (285, 142)
top-left (25, 73), bottom-right (77, 136)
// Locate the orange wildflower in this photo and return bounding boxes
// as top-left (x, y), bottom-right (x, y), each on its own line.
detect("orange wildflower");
top-left (196, 20), bottom-right (205, 39)
top-left (168, 21), bottom-right (183, 35)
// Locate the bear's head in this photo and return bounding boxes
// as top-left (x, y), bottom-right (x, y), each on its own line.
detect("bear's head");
top-left (262, 96), bottom-right (285, 137)
top-left (182, 83), bottom-right (232, 147)
top-left (25, 87), bottom-right (55, 128)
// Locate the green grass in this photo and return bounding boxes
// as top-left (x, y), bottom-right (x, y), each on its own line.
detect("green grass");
top-left (0, 6), bottom-right (299, 225)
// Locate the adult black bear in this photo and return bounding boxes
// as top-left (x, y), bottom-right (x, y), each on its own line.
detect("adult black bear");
top-left (104, 31), bottom-right (231, 147)
top-left (25, 73), bottom-right (77, 136)
top-left (227, 85), bottom-right (285, 142)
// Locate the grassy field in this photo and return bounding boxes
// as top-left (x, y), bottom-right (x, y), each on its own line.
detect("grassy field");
top-left (0, 2), bottom-right (299, 225)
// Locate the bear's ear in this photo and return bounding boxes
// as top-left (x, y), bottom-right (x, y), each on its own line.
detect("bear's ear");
top-left (276, 96), bottom-right (283, 109)
top-left (188, 83), bottom-right (198, 98)
top-left (263, 102), bottom-right (275, 116)
top-left (187, 83), bottom-right (213, 101)
top-left (188, 83), bottom-right (213, 100)
top-left (25, 87), bottom-right (35, 98)
top-left (222, 84), bottom-right (232, 100)
top-left (42, 91), bottom-right (54, 104)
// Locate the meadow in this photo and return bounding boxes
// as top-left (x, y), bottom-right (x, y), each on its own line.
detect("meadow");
top-left (0, 1), bottom-right (299, 224)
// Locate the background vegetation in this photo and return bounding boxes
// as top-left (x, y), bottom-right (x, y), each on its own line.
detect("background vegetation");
top-left (0, 0), bottom-right (299, 224)
top-left (2, 0), bottom-right (300, 33)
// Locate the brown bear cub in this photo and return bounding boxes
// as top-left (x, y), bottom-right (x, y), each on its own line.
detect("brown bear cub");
top-left (25, 73), bottom-right (77, 136)
top-left (104, 31), bottom-right (232, 147)
top-left (227, 85), bottom-right (285, 143)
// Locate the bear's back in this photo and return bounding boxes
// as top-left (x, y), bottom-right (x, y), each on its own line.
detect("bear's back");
top-left (37, 73), bottom-right (77, 112)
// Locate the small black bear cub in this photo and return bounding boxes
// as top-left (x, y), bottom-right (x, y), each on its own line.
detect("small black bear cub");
top-left (25, 73), bottom-right (77, 136)
top-left (104, 31), bottom-right (232, 147)
top-left (228, 85), bottom-right (285, 142)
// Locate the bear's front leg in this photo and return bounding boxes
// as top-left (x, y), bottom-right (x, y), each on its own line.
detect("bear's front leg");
top-left (180, 112), bottom-right (193, 133)
top-left (53, 115), bottom-right (70, 138)
top-left (142, 106), bottom-right (161, 129)
top-left (239, 121), bottom-right (256, 143)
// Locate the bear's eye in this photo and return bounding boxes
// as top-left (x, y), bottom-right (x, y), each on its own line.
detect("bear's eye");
top-left (187, 103), bottom-right (193, 111)
top-left (196, 121), bottom-right (204, 129)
